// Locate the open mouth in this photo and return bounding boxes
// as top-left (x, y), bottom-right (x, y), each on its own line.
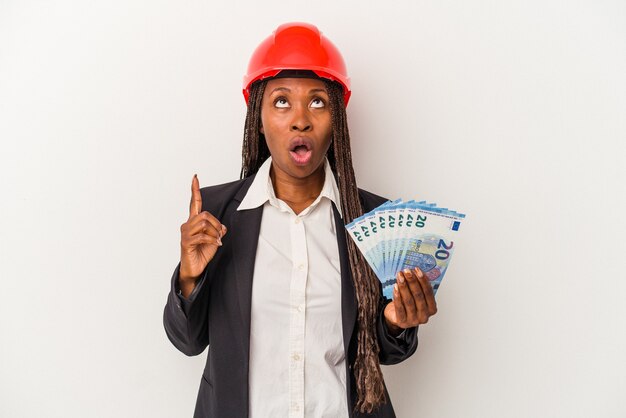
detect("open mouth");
top-left (289, 139), bottom-right (313, 165)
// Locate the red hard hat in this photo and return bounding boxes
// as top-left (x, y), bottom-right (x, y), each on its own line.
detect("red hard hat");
top-left (243, 22), bottom-right (351, 106)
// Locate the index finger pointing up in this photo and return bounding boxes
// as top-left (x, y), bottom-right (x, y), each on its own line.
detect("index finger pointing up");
top-left (189, 174), bottom-right (202, 218)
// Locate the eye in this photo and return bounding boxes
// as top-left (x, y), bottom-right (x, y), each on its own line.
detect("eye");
top-left (310, 97), bottom-right (325, 108)
top-left (274, 97), bottom-right (290, 108)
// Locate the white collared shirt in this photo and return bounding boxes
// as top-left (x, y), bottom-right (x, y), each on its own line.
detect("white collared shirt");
top-left (238, 156), bottom-right (349, 418)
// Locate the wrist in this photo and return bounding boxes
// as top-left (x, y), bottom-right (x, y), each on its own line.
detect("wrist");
top-left (178, 274), bottom-right (198, 298)
top-left (385, 318), bottom-right (404, 337)
top-left (179, 274), bottom-right (198, 285)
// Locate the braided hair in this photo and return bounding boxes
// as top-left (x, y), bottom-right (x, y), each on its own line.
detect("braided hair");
top-left (240, 76), bottom-right (388, 414)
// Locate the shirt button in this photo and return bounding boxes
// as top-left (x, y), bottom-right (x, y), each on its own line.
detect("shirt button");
top-left (297, 263), bottom-right (305, 271)
top-left (293, 353), bottom-right (300, 361)
top-left (294, 217), bottom-right (301, 224)
top-left (297, 304), bottom-right (304, 312)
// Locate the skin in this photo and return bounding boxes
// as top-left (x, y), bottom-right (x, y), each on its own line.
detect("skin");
top-left (384, 268), bottom-right (438, 335)
top-left (260, 77), bottom-right (333, 215)
top-left (178, 77), bottom-right (436, 333)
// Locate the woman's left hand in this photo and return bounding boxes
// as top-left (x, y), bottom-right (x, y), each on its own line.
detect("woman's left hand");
top-left (383, 267), bottom-right (438, 336)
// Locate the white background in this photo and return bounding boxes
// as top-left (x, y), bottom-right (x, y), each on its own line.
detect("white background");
top-left (1, 1), bottom-right (625, 417)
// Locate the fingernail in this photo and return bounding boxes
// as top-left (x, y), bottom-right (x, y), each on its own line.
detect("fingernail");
top-left (414, 268), bottom-right (423, 278)
top-left (394, 283), bottom-right (398, 292)
top-left (221, 224), bottom-right (227, 234)
top-left (398, 273), bottom-right (405, 284)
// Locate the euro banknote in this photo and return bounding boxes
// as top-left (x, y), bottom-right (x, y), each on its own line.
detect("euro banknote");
top-left (345, 199), bottom-right (465, 300)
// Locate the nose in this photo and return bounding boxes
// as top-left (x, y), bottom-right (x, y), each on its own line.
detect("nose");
top-left (290, 105), bottom-right (312, 132)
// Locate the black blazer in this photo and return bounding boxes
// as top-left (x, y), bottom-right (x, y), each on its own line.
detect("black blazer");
top-left (163, 173), bottom-right (419, 417)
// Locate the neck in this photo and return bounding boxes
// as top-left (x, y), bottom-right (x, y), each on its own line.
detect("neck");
top-left (270, 161), bottom-right (325, 215)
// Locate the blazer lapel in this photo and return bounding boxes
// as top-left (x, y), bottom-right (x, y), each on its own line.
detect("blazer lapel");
top-left (229, 177), bottom-right (263, 360)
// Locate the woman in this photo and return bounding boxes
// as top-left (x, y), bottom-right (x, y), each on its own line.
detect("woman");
top-left (163, 22), bottom-right (437, 418)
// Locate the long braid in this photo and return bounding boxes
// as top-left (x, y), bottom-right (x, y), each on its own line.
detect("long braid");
top-left (241, 78), bottom-right (387, 414)
top-left (240, 80), bottom-right (269, 179)
top-left (323, 79), bottom-right (386, 414)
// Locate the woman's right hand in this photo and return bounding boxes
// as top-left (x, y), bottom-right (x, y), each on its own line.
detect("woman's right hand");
top-left (179, 174), bottom-right (227, 290)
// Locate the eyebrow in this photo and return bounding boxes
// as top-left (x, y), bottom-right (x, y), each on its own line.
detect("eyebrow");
top-left (269, 87), bottom-right (328, 95)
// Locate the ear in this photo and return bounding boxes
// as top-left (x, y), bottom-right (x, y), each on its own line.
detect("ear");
top-left (259, 125), bottom-right (264, 134)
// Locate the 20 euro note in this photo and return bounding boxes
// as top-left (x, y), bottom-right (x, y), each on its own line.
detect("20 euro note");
top-left (345, 199), bottom-right (465, 300)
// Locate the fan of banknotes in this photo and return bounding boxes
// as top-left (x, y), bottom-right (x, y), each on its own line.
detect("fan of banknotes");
top-left (345, 199), bottom-right (466, 300)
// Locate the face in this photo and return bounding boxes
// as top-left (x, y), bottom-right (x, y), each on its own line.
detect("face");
top-left (260, 77), bottom-right (332, 180)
